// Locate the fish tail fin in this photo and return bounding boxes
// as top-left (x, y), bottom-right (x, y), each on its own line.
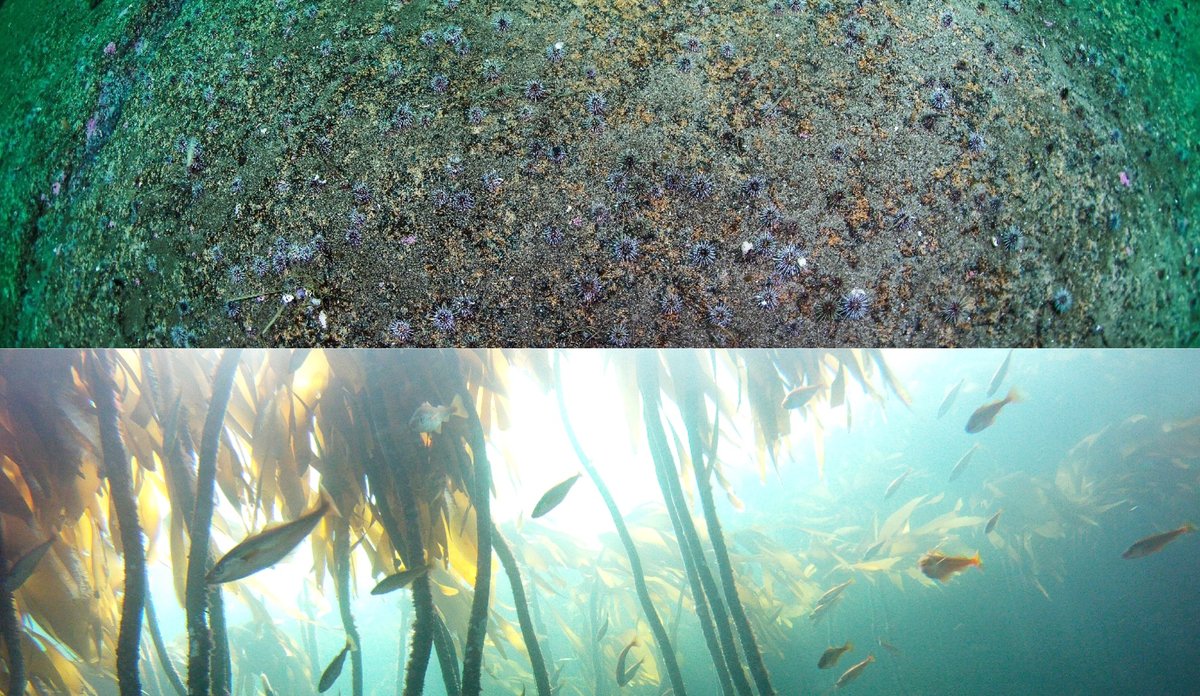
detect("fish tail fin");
top-left (845, 641), bottom-right (854, 651)
top-left (1005, 387), bottom-right (1024, 403)
top-left (451, 393), bottom-right (468, 419)
top-left (1184, 522), bottom-right (1197, 533)
top-left (972, 552), bottom-right (983, 570)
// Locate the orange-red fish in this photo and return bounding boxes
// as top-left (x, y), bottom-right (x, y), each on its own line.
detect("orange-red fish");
top-left (965, 388), bottom-right (1022, 433)
top-left (1121, 524), bottom-right (1195, 559)
top-left (918, 550), bottom-right (981, 582)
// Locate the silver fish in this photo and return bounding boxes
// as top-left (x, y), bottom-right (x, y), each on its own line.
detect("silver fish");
top-left (207, 494), bottom-right (332, 584)
top-left (371, 565), bottom-right (428, 595)
top-left (884, 469), bottom-right (911, 500)
top-left (318, 641), bottom-right (352, 692)
top-left (984, 509), bottom-right (1003, 534)
top-left (949, 444), bottom-right (981, 481)
top-left (937, 379), bottom-right (965, 419)
top-left (986, 350), bottom-right (1013, 398)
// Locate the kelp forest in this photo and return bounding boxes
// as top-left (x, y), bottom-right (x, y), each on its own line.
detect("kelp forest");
top-left (1, 349), bottom-right (1197, 695)
top-left (0, 349), bottom-right (907, 696)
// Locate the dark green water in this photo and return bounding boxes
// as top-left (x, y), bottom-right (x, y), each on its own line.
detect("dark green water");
top-left (0, 0), bottom-right (1197, 346)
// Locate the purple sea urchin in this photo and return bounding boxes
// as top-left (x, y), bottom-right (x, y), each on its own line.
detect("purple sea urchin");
top-left (388, 319), bottom-right (413, 342)
top-left (999, 226), bottom-right (1022, 251)
top-left (689, 173), bottom-right (715, 200)
top-left (576, 273), bottom-right (603, 304)
top-left (481, 171), bottom-right (503, 193)
top-left (707, 302), bottom-right (733, 327)
top-left (773, 244), bottom-right (805, 279)
top-left (585, 92), bottom-right (607, 115)
top-left (688, 241), bottom-right (718, 267)
top-left (450, 190), bottom-right (475, 213)
top-left (524, 80), bottom-right (547, 101)
top-left (430, 305), bottom-right (456, 333)
top-left (613, 236), bottom-right (640, 262)
top-left (838, 288), bottom-right (871, 320)
top-left (929, 87), bottom-right (952, 110)
top-left (741, 175), bottom-right (767, 199)
top-left (1052, 287), bottom-right (1073, 313)
top-left (660, 290), bottom-right (683, 315)
top-left (942, 297), bottom-right (968, 325)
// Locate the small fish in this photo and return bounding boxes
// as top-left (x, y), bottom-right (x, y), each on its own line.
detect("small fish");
top-left (818, 641), bottom-right (854, 669)
top-left (937, 379), bottom-right (965, 419)
top-left (861, 539), bottom-right (886, 562)
top-left (781, 384), bottom-right (821, 410)
top-left (318, 640), bottom-right (353, 693)
top-left (409, 394), bottom-right (467, 434)
top-left (532, 474), bottom-right (582, 519)
top-left (986, 350), bottom-right (1013, 397)
top-left (884, 469), bottom-right (911, 500)
top-left (2, 537), bottom-right (55, 592)
top-left (207, 493), bottom-right (332, 584)
top-left (596, 615), bottom-right (609, 642)
top-left (1121, 524), bottom-right (1195, 559)
top-left (815, 578), bottom-right (854, 606)
top-left (261, 674), bottom-right (276, 696)
top-left (371, 565), bottom-right (428, 595)
top-left (949, 444), bottom-right (981, 482)
top-left (918, 550), bottom-right (982, 582)
top-left (876, 638), bottom-right (900, 655)
top-left (616, 637), bottom-right (642, 687)
top-left (834, 654), bottom-right (875, 688)
top-left (984, 509), bottom-right (1003, 535)
top-left (808, 597), bottom-right (840, 623)
top-left (965, 388), bottom-right (1022, 434)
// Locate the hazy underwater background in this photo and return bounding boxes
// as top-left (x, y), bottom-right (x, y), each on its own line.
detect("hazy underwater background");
top-left (0, 348), bottom-right (1197, 695)
top-left (0, 0), bottom-right (1197, 346)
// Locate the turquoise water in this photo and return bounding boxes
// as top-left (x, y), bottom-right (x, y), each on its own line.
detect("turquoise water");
top-left (0, 0), bottom-right (1196, 346)
top-left (1, 348), bottom-right (1197, 694)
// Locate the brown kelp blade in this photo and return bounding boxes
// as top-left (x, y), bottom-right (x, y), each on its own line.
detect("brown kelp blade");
top-left (2, 537), bottom-right (55, 592)
top-left (532, 474), bottom-right (581, 518)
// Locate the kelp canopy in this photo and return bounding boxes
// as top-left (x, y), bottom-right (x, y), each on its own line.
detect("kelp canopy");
top-left (0, 350), bottom-right (1189, 695)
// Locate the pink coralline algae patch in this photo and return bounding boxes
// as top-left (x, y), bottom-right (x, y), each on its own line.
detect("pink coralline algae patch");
top-left (104, 41), bottom-right (117, 56)
top-left (1118, 171), bottom-right (1131, 187)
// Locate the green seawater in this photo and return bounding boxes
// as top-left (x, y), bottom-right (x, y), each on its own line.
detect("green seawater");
top-left (0, 0), bottom-right (1196, 346)
top-left (2, 348), bottom-right (1197, 695)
